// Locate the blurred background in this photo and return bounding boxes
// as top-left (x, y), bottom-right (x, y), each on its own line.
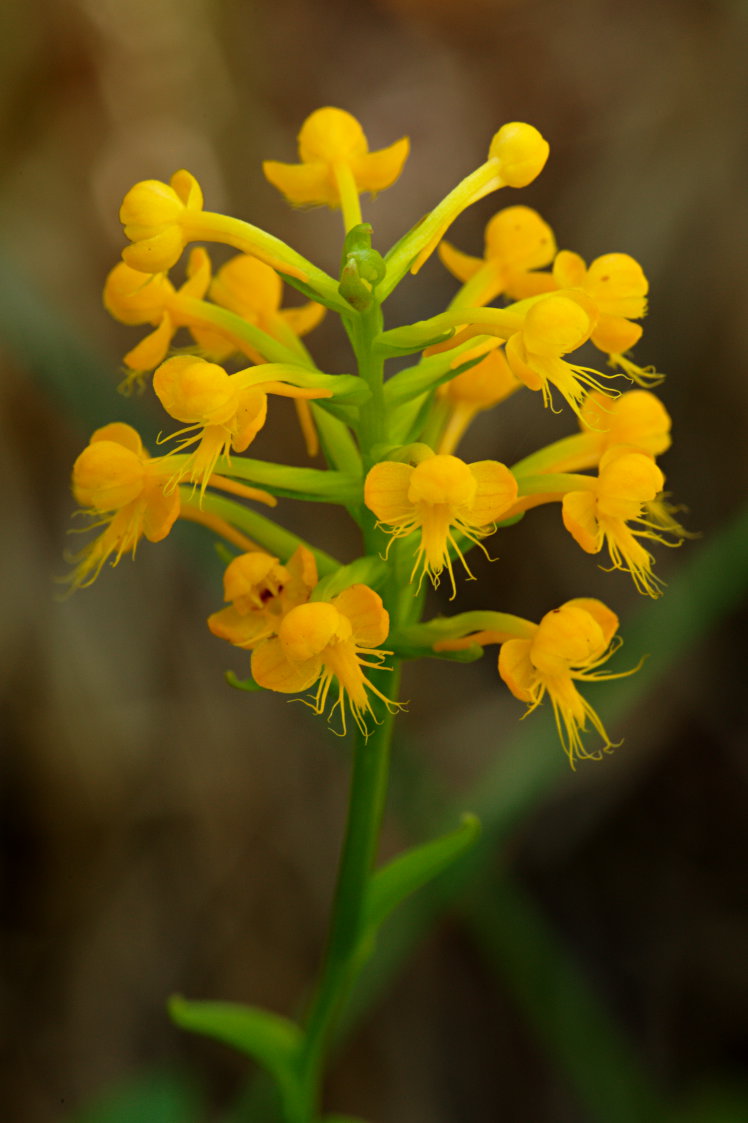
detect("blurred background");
top-left (1, 0), bottom-right (747, 1120)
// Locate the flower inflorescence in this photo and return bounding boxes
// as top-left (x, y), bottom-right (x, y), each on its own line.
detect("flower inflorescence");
top-left (67, 105), bottom-right (685, 763)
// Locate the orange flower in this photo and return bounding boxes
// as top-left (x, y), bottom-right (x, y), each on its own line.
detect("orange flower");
top-left (208, 547), bottom-right (318, 648)
top-left (498, 599), bottom-right (628, 765)
top-left (68, 423), bottom-right (179, 588)
top-left (365, 453), bottom-right (518, 596)
top-left (251, 585), bottom-right (396, 735)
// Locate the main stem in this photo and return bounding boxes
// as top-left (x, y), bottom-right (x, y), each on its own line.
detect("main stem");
top-left (297, 671), bottom-right (400, 1119)
top-left (293, 291), bottom-right (401, 1121)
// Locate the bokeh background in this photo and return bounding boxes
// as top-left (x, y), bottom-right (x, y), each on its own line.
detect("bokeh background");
top-left (1, 0), bottom-right (747, 1120)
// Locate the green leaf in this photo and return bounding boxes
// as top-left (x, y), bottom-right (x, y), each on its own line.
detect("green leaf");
top-left (312, 403), bottom-right (362, 476)
top-left (364, 814), bottom-right (481, 934)
top-left (373, 319), bottom-right (455, 357)
top-left (169, 996), bottom-right (302, 1087)
top-left (214, 458), bottom-right (362, 505)
top-left (311, 556), bottom-right (389, 601)
top-left (69, 1069), bottom-right (203, 1123)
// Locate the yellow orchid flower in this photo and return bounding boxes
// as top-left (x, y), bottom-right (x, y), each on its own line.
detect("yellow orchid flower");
top-left (504, 291), bottom-right (618, 416)
top-left (439, 205), bottom-right (557, 308)
top-left (119, 169), bottom-right (348, 306)
top-left (250, 584), bottom-right (397, 735)
top-left (263, 107), bottom-right (410, 229)
top-left (104, 248), bottom-right (214, 385)
top-left (119, 169), bottom-right (205, 273)
top-left (561, 446), bottom-right (676, 596)
top-left (578, 390), bottom-right (672, 459)
top-left (364, 453), bottom-right (518, 596)
top-left (191, 254), bottom-right (325, 364)
top-left (510, 389), bottom-right (672, 478)
top-left (152, 356), bottom-right (331, 496)
top-left (553, 250), bottom-right (659, 383)
top-left (67, 423), bottom-right (180, 588)
top-left (497, 598), bottom-right (629, 766)
top-left (189, 254), bottom-right (327, 457)
top-left (208, 546), bottom-right (318, 648)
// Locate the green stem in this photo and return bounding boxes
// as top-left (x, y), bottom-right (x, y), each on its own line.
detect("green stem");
top-left (350, 303), bottom-right (387, 466)
top-left (297, 668), bottom-right (401, 1120)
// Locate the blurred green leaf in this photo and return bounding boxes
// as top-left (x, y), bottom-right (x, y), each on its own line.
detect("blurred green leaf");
top-left (169, 997), bottom-right (302, 1089)
top-left (364, 814), bottom-right (481, 935)
top-left (69, 1070), bottom-right (203, 1123)
top-left (666, 1081), bottom-right (748, 1123)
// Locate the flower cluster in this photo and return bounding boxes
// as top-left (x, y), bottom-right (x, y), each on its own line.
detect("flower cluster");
top-left (67, 105), bottom-right (684, 764)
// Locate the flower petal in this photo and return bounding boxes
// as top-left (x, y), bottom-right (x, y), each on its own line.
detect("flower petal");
top-left (333, 585), bottom-right (389, 648)
top-left (465, 461), bottom-right (518, 526)
top-left (498, 638), bottom-right (535, 701)
top-left (364, 461), bottom-right (415, 525)
top-left (562, 490), bottom-right (601, 553)
top-left (351, 136), bottom-right (410, 195)
top-left (564, 598), bottom-right (619, 653)
top-left (262, 160), bottom-right (334, 207)
top-left (251, 637), bottom-right (321, 694)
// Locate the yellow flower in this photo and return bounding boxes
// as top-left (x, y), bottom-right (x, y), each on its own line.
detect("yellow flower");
top-left (208, 546), bottom-right (318, 648)
top-left (119, 170), bottom-right (317, 286)
top-left (103, 248), bottom-right (212, 382)
top-left (504, 292), bottom-right (614, 416)
top-left (561, 446), bottom-right (669, 596)
top-left (191, 254), bottom-right (325, 363)
top-left (120, 170), bottom-right (204, 273)
top-left (153, 356), bottom-right (331, 495)
top-left (439, 205), bottom-right (557, 306)
top-left (68, 423), bottom-right (180, 588)
top-left (250, 585), bottom-right (395, 735)
top-left (498, 598), bottom-right (627, 765)
top-left (263, 107), bottom-right (409, 227)
top-left (436, 349), bottom-right (522, 455)
top-left (364, 453), bottom-right (518, 595)
top-left (553, 251), bottom-right (657, 383)
top-left (264, 106), bottom-right (409, 206)
top-left (578, 390), bottom-right (672, 459)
